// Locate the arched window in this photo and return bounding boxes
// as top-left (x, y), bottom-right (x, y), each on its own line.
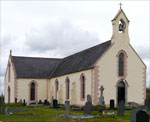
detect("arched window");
top-left (80, 75), bottom-right (85, 100)
top-left (30, 82), bottom-right (35, 100)
top-left (8, 63), bottom-right (10, 82)
top-left (55, 80), bottom-right (59, 99)
top-left (66, 77), bottom-right (70, 100)
top-left (8, 86), bottom-right (10, 103)
top-left (119, 52), bottom-right (124, 76)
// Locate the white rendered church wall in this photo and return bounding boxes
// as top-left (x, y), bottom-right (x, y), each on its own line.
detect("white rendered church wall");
top-left (4, 57), bottom-right (15, 103)
top-left (17, 78), bottom-right (48, 103)
top-left (96, 42), bottom-right (146, 106)
top-left (49, 69), bottom-right (92, 106)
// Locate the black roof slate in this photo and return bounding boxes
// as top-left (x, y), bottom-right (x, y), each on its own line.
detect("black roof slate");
top-left (12, 56), bottom-right (61, 78)
top-left (11, 40), bottom-right (111, 78)
top-left (51, 40), bottom-right (111, 77)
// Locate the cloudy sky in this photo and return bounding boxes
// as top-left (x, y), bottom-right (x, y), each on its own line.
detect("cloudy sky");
top-left (0, 1), bottom-right (149, 94)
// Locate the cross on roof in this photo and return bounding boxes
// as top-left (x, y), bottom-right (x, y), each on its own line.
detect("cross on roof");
top-left (119, 2), bottom-right (122, 9)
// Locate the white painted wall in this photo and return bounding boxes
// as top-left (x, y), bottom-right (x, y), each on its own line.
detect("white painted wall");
top-left (17, 78), bottom-right (48, 103)
top-left (4, 56), bottom-right (15, 103)
top-left (49, 69), bottom-right (92, 106)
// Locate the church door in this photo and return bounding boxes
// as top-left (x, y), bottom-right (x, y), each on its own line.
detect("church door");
top-left (117, 81), bottom-right (125, 104)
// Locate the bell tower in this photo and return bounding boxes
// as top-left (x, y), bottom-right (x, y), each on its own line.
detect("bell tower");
top-left (111, 7), bottom-right (130, 44)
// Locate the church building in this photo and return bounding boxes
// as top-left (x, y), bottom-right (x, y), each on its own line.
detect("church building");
top-left (4, 8), bottom-right (146, 106)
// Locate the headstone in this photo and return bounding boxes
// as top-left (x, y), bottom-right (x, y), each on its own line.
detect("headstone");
top-left (117, 100), bottom-right (125, 116)
top-left (65, 101), bottom-right (70, 118)
top-left (110, 99), bottom-right (115, 110)
top-left (23, 99), bottom-right (26, 106)
top-left (19, 99), bottom-right (22, 103)
top-left (145, 99), bottom-right (150, 108)
top-left (36, 101), bottom-right (38, 106)
top-left (44, 99), bottom-right (48, 106)
top-left (53, 99), bottom-right (58, 108)
top-left (1, 97), bottom-right (5, 112)
top-left (2, 102), bottom-right (5, 112)
top-left (38, 100), bottom-right (42, 104)
top-left (98, 85), bottom-right (105, 106)
top-left (5, 107), bottom-right (9, 116)
top-left (15, 98), bottom-right (17, 104)
top-left (131, 109), bottom-right (149, 122)
top-left (136, 110), bottom-right (149, 122)
top-left (128, 102), bottom-right (140, 108)
top-left (51, 96), bottom-right (54, 107)
top-left (27, 100), bottom-right (29, 106)
top-left (84, 95), bottom-right (92, 115)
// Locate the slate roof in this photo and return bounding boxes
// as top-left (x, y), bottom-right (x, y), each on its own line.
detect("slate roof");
top-left (51, 40), bottom-right (111, 77)
top-left (11, 40), bottom-right (111, 78)
top-left (12, 56), bottom-right (61, 78)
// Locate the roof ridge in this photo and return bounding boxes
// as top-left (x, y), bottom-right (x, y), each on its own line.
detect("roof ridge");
top-left (49, 59), bottom-right (62, 78)
top-left (12, 56), bottom-right (61, 60)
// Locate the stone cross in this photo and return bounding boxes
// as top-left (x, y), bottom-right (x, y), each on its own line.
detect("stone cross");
top-left (119, 2), bottom-right (122, 9)
top-left (100, 85), bottom-right (104, 97)
top-left (98, 85), bottom-right (105, 106)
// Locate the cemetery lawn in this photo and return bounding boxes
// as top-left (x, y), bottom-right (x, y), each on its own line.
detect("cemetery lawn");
top-left (0, 106), bottom-right (150, 122)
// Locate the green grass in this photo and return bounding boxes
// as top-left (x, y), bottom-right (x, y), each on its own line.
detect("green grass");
top-left (0, 106), bottom-right (150, 122)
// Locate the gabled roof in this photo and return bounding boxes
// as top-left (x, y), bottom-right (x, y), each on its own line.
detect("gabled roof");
top-left (112, 9), bottom-right (130, 22)
top-left (12, 56), bottom-right (61, 78)
top-left (51, 40), bottom-right (111, 78)
top-left (11, 40), bottom-right (111, 78)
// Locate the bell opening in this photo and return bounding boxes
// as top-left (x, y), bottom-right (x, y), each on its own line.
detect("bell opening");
top-left (118, 20), bottom-right (126, 33)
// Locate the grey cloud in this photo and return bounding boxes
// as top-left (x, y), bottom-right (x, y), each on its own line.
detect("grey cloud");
top-left (135, 46), bottom-right (149, 61)
top-left (25, 19), bottom-right (100, 57)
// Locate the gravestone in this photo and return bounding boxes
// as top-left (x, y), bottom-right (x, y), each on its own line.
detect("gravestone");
top-left (84, 95), bottom-right (92, 115)
top-left (128, 102), bottom-right (140, 108)
top-left (53, 99), bottom-right (58, 108)
top-left (36, 101), bottom-right (38, 106)
top-left (136, 110), bottom-right (149, 122)
top-left (98, 85), bottom-right (105, 106)
top-left (27, 100), bottom-right (29, 106)
top-left (145, 99), bottom-right (150, 108)
top-left (23, 99), bottom-right (26, 106)
top-left (117, 100), bottom-right (124, 116)
top-left (65, 101), bottom-right (70, 118)
top-left (110, 99), bottom-right (115, 110)
top-left (19, 99), bottom-right (22, 104)
top-left (38, 100), bottom-right (42, 104)
top-left (15, 98), bottom-right (17, 104)
top-left (5, 107), bottom-right (10, 116)
top-left (1, 97), bottom-right (5, 112)
top-left (2, 102), bottom-right (5, 112)
top-left (131, 109), bottom-right (149, 122)
top-left (51, 96), bottom-right (54, 107)
top-left (44, 99), bottom-right (48, 106)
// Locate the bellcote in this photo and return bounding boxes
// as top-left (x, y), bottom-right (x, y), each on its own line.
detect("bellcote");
top-left (111, 9), bottom-right (130, 44)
